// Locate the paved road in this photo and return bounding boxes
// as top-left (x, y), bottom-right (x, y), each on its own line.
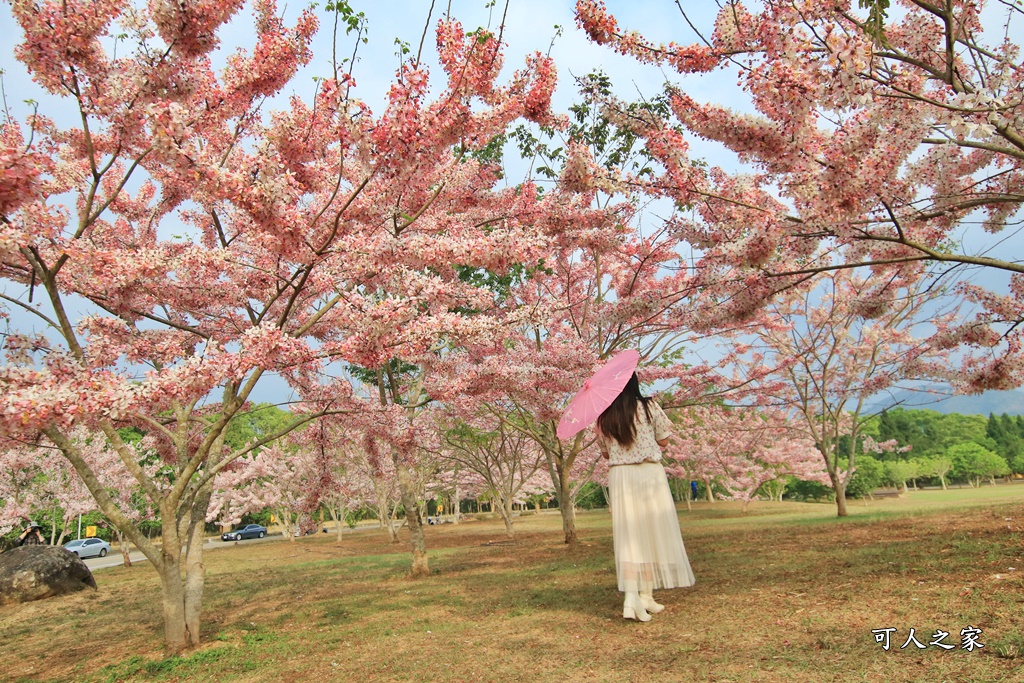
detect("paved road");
top-left (82, 534), bottom-right (288, 571)
top-left (82, 523), bottom-right (381, 571)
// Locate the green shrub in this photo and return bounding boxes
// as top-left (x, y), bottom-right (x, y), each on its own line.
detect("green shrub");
top-left (846, 456), bottom-right (883, 498)
top-left (785, 479), bottom-right (835, 502)
top-left (575, 482), bottom-right (607, 509)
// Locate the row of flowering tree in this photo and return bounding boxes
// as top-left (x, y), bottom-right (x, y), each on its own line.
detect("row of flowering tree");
top-left (668, 406), bottom-right (830, 513)
top-left (0, 429), bottom-right (140, 547)
top-left (207, 407), bottom-right (555, 543)
top-left (0, 0), bottom-right (571, 652)
top-left (734, 269), bottom-right (955, 515)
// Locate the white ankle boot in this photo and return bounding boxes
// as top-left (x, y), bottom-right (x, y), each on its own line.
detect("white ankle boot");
top-left (640, 591), bottom-right (665, 613)
top-left (623, 592), bottom-right (651, 622)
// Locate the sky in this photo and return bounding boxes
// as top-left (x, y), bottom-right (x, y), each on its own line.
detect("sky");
top-left (0, 0), bottom-right (1022, 408)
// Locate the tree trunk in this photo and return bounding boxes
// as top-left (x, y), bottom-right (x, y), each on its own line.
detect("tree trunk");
top-left (183, 547), bottom-right (203, 646)
top-left (157, 514), bottom-right (192, 654)
top-left (834, 480), bottom-right (849, 517)
top-left (395, 459), bottom-right (429, 577)
top-left (499, 496), bottom-right (515, 538)
top-left (159, 556), bottom-right (188, 654)
top-left (555, 459), bottom-right (577, 545)
top-left (118, 530), bottom-right (133, 568)
top-left (57, 516), bottom-right (70, 546)
top-left (704, 479), bottom-right (714, 503)
top-left (822, 447), bottom-right (849, 517)
top-left (328, 507), bottom-right (345, 541)
top-left (182, 486), bottom-right (213, 646)
top-left (940, 475), bottom-right (948, 490)
top-left (279, 507), bottom-right (295, 542)
top-left (378, 498), bottom-right (399, 541)
top-left (541, 445), bottom-right (577, 544)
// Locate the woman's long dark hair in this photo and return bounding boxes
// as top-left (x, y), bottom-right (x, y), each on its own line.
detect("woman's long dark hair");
top-left (596, 373), bottom-right (651, 448)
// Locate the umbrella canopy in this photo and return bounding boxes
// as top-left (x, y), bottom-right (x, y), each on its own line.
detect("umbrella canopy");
top-left (556, 349), bottom-right (640, 440)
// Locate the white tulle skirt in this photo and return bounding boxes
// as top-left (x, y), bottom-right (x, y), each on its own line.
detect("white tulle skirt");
top-left (609, 462), bottom-right (696, 593)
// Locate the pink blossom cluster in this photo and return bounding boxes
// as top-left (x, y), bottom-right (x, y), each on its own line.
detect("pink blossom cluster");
top-left (575, 1), bottom-right (719, 73)
top-left (575, 0), bottom-right (1024, 393)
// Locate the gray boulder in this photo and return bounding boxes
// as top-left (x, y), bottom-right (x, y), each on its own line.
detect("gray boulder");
top-left (0, 545), bottom-right (97, 605)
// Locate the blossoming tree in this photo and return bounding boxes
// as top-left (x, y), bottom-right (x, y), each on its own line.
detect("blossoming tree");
top-left (0, 427), bottom-right (151, 561)
top-left (738, 270), bottom-right (952, 515)
top-left (0, 433), bottom-right (96, 541)
top-left (441, 405), bottom-right (550, 537)
top-left (0, 0), bottom-right (563, 651)
top-left (429, 74), bottom-right (776, 544)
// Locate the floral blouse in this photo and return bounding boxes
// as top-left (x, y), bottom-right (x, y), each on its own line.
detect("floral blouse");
top-left (595, 400), bottom-right (673, 466)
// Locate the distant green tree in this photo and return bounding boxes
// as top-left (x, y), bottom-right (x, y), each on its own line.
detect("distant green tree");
top-left (876, 409), bottom-right (988, 459)
top-left (985, 413), bottom-right (1024, 474)
top-left (986, 412), bottom-right (1005, 442)
top-left (917, 455), bottom-right (954, 490)
top-left (784, 480), bottom-right (835, 502)
top-left (877, 409), bottom-right (926, 459)
top-left (948, 443), bottom-right (1010, 487)
top-left (222, 404), bottom-right (298, 452)
top-left (574, 482), bottom-right (607, 510)
top-left (883, 460), bottom-right (918, 493)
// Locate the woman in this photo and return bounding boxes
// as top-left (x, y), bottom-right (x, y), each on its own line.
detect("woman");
top-left (595, 373), bottom-right (695, 621)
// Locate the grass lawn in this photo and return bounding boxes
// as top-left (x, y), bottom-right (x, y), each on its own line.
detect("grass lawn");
top-left (2, 484), bottom-right (1023, 682)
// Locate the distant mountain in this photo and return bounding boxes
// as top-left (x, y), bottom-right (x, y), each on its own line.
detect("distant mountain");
top-left (870, 389), bottom-right (1024, 416)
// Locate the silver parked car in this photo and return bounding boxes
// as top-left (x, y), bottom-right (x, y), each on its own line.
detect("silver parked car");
top-left (64, 537), bottom-right (111, 558)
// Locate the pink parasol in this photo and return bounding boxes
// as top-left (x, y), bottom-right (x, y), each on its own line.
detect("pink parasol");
top-left (556, 349), bottom-right (640, 440)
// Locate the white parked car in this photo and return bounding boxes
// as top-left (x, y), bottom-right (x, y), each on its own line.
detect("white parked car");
top-left (64, 538), bottom-right (111, 558)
